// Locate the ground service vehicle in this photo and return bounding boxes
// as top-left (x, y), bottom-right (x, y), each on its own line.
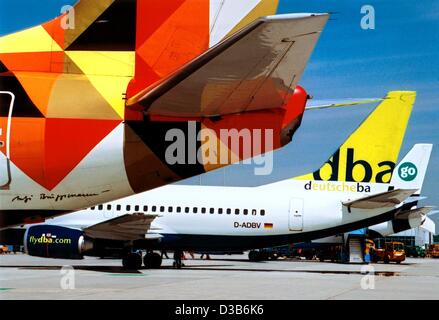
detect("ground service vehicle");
top-left (0, 245), bottom-right (10, 254)
top-left (427, 244), bottom-right (439, 258)
top-left (372, 241), bottom-right (406, 264)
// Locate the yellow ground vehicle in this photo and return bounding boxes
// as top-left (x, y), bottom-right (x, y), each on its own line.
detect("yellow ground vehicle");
top-left (0, 245), bottom-right (10, 254)
top-left (372, 241), bottom-right (406, 264)
top-left (427, 244), bottom-right (439, 258)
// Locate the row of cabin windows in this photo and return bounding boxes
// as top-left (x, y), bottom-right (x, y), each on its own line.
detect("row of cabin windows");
top-left (90, 204), bottom-right (265, 216)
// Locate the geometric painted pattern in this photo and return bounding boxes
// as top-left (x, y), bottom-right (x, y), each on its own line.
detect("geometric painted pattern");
top-left (0, 0), bottom-right (285, 194)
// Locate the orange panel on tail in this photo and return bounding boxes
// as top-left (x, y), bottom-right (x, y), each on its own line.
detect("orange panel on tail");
top-left (42, 15), bottom-right (66, 50)
top-left (9, 118), bottom-right (120, 190)
top-left (127, 0), bottom-right (209, 100)
top-left (14, 72), bottom-right (62, 116)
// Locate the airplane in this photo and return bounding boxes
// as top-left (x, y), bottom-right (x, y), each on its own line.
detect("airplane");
top-left (0, 0), bottom-right (332, 229)
top-left (22, 94), bottom-right (431, 269)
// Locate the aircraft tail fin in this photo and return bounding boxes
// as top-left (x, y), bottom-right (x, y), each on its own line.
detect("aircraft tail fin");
top-left (420, 216), bottom-right (436, 235)
top-left (293, 91), bottom-right (416, 183)
top-left (126, 0), bottom-right (282, 99)
top-left (389, 144), bottom-right (433, 195)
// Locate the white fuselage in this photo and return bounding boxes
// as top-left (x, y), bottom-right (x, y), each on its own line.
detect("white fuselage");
top-left (40, 179), bottom-right (395, 251)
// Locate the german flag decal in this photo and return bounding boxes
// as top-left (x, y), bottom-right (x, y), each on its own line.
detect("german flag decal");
top-left (264, 223), bottom-right (273, 229)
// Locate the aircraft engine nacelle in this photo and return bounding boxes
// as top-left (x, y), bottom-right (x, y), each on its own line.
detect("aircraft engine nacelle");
top-left (24, 225), bottom-right (93, 259)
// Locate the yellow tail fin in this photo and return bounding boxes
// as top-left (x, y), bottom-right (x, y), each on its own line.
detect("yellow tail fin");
top-left (294, 91), bottom-right (416, 183)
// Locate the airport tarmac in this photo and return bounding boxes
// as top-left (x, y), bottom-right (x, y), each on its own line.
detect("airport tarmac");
top-left (1, 253), bottom-right (438, 300)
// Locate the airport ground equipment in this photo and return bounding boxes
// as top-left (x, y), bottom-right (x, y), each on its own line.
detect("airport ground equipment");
top-left (427, 244), bottom-right (439, 258)
top-left (372, 241), bottom-right (406, 264)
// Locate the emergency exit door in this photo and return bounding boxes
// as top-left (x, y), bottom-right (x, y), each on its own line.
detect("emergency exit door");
top-left (289, 198), bottom-right (304, 231)
top-left (0, 91), bottom-right (14, 189)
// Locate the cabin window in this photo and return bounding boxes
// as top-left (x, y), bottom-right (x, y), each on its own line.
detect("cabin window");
top-left (126, 205), bottom-right (131, 211)
top-left (116, 205), bottom-right (121, 211)
top-left (226, 208), bottom-right (231, 215)
top-left (152, 206), bottom-right (157, 212)
top-left (252, 209), bottom-right (257, 215)
top-left (177, 207), bottom-right (181, 213)
top-left (210, 208), bottom-right (214, 214)
top-left (201, 207), bottom-right (206, 214)
top-left (160, 206), bottom-right (165, 212)
top-left (193, 207), bottom-right (198, 213)
top-left (107, 205), bottom-right (111, 210)
top-left (261, 209), bottom-right (266, 216)
top-left (218, 208), bottom-right (223, 214)
top-left (243, 209), bottom-right (248, 215)
top-left (134, 205), bottom-right (139, 211)
top-left (235, 209), bottom-right (240, 215)
top-left (98, 204), bottom-right (103, 210)
top-left (185, 207), bottom-right (190, 213)
top-left (168, 206), bottom-right (173, 212)
top-left (90, 206), bottom-right (95, 210)
top-left (143, 205), bottom-right (148, 212)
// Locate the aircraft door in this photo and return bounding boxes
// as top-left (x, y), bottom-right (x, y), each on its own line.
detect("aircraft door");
top-left (289, 198), bottom-right (304, 231)
top-left (0, 91), bottom-right (14, 189)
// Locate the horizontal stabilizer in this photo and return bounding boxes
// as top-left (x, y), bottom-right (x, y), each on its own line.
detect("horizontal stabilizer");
top-left (343, 189), bottom-right (417, 210)
top-left (127, 13), bottom-right (329, 117)
top-left (395, 206), bottom-right (434, 220)
top-left (403, 195), bottom-right (427, 204)
top-left (428, 210), bottom-right (439, 217)
top-left (84, 213), bottom-right (158, 241)
top-left (305, 98), bottom-right (382, 111)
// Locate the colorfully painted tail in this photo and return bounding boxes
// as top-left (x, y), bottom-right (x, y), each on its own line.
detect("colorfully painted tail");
top-left (294, 91), bottom-right (416, 183)
top-left (0, 0), bottom-right (282, 120)
top-left (3, 0), bottom-right (315, 194)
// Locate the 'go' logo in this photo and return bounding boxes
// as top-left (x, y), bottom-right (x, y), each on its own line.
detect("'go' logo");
top-left (398, 162), bottom-right (418, 181)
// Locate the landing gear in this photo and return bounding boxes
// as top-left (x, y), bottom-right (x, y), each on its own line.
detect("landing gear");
top-left (122, 252), bottom-right (142, 270)
top-left (248, 250), bottom-right (261, 262)
top-left (249, 250), bottom-right (275, 261)
top-left (143, 252), bottom-right (162, 269)
top-left (173, 250), bottom-right (184, 269)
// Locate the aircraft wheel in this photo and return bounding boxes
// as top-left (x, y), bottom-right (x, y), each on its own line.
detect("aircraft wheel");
top-left (122, 252), bottom-right (142, 270)
top-left (144, 252), bottom-right (162, 269)
top-left (248, 250), bottom-right (260, 262)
